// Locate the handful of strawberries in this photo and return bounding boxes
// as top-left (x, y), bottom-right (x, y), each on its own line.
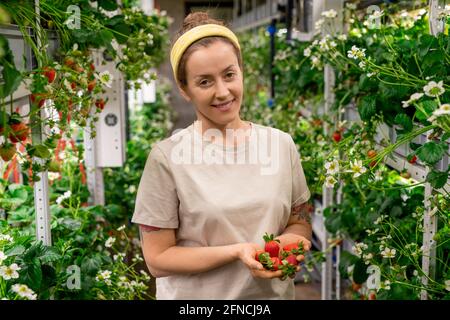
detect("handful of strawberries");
top-left (255, 232), bottom-right (305, 280)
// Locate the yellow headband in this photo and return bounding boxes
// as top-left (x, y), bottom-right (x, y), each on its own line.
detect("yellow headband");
top-left (170, 24), bottom-right (241, 83)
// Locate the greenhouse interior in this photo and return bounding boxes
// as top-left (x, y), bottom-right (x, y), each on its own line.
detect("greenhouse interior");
top-left (0, 0), bottom-right (449, 302)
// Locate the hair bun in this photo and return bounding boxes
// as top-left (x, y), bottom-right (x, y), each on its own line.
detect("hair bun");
top-left (180, 12), bottom-right (225, 33)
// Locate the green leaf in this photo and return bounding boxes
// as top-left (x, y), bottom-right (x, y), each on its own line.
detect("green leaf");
top-left (416, 141), bottom-right (446, 165)
top-left (5, 245), bottom-right (26, 256)
top-left (409, 142), bottom-right (421, 151)
top-left (98, 0), bottom-right (118, 11)
top-left (426, 170), bottom-right (449, 189)
top-left (39, 246), bottom-right (61, 264)
top-left (33, 145), bottom-right (51, 159)
top-left (339, 251), bottom-right (359, 279)
top-left (110, 23), bottom-right (131, 45)
top-left (441, 132), bottom-right (450, 142)
top-left (418, 35), bottom-right (437, 58)
top-left (358, 95), bottom-right (377, 121)
top-left (9, 185), bottom-right (29, 202)
top-left (0, 64), bottom-right (22, 98)
top-left (20, 258), bottom-right (43, 291)
top-left (394, 114), bottom-right (413, 132)
top-left (353, 259), bottom-right (369, 284)
top-left (415, 100), bottom-right (438, 122)
top-left (81, 255), bottom-right (102, 276)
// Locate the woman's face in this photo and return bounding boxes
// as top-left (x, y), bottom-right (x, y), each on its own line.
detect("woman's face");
top-left (179, 41), bottom-right (244, 128)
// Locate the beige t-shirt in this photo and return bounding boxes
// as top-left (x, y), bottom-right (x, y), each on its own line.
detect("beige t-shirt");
top-left (131, 121), bottom-right (310, 300)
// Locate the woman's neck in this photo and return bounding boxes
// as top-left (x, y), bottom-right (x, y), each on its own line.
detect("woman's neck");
top-left (193, 117), bottom-right (252, 147)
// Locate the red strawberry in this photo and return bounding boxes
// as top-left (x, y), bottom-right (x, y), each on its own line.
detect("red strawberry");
top-left (269, 257), bottom-right (281, 271)
top-left (31, 93), bottom-right (46, 108)
top-left (43, 67), bottom-right (56, 83)
top-left (9, 123), bottom-right (29, 143)
top-left (254, 250), bottom-right (266, 262)
top-left (408, 155), bottom-right (417, 164)
top-left (282, 242), bottom-right (305, 256)
top-left (0, 143), bottom-right (16, 161)
top-left (263, 233), bottom-right (280, 258)
top-left (88, 79), bottom-right (96, 92)
top-left (332, 131), bottom-right (341, 142)
top-left (64, 58), bottom-right (75, 68)
top-left (90, 63), bottom-right (95, 71)
top-left (95, 98), bottom-right (106, 110)
top-left (367, 150), bottom-right (377, 159)
top-left (352, 282), bottom-right (362, 292)
top-left (370, 160), bottom-right (377, 168)
top-left (368, 291), bottom-right (377, 300)
top-left (401, 171), bottom-right (411, 179)
top-left (285, 254), bottom-right (298, 266)
top-left (71, 82), bottom-right (77, 90)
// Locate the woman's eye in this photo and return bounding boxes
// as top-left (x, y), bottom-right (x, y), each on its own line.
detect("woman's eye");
top-left (199, 79), bottom-right (210, 86)
top-left (226, 72), bottom-right (235, 79)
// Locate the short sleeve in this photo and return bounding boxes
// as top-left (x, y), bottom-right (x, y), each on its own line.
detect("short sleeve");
top-left (288, 135), bottom-right (311, 206)
top-left (131, 145), bottom-right (179, 228)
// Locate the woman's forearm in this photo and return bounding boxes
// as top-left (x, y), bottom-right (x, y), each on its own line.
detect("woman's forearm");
top-left (149, 243), bottom-right (242, 278)
top-left (277, 223), bottom-right (312, 248)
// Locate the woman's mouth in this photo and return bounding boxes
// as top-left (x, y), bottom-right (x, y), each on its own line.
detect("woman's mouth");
top-left (211, 99), bottom-right (235, 112)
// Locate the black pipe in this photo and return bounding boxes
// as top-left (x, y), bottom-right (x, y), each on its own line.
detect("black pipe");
top-left (286, 0), bottom-right (293, 41)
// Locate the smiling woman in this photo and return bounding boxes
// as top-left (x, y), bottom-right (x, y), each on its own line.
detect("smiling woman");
top-left (132, 11), bottom-right (312, 300)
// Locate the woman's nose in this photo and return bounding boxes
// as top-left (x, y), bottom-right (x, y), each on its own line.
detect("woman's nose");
top-left (215, 79), bottom-right (230, 99)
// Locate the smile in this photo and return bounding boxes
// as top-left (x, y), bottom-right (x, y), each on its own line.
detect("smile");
top-left (211, 99), bottom-right (235, 111)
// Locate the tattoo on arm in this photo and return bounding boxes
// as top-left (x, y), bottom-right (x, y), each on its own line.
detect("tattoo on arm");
top-left (291, 203), bottom-right (312, 224)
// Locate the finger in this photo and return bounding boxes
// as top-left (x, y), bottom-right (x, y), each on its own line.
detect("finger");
top-left (296, 266), bottom-right (301, 272)
top-left (254, 270), bottom-right (283, 279)
top-left (244, 256), bottom-right (264, 270)
top-left (296, 254), bottom-right (305, 262)
top-left (303, 241), bottom-right (311, 251)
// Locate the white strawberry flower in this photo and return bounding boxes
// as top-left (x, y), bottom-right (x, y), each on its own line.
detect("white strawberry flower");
top-left (374, 169), bottom-right (383, 181)
top-left (0, 234), bottom-right (13, 242)
top-left (0, 251), bottom-right (6, 265)
top-left (352, 242), bottom-right (368, 256)
top-left (337, 34), bottom-right (347, 41)
top-left (368, 10), bottom-right (384, 20)
top-left (105, 237), bottom-right (116, 248)
top-left (95, 270), bottom-right (112, 285)
top-left (347, 45), bottom-right (366, 59)
top-left (363, 253), bottom-right (373, 264)
top-left (314, 19), bottom-right (324, 30)
top-left (117, 225), bottom-right (126, 232)
top-left (321, 9), bottom-right (337, 19)
top-left (432, 103), bottom-right (450, 117)
top-left (303, 47), bottom-right (312, 57)
top-left (402, 92), bottom-right (424, 108)
top-left (11, 284), bottom-right (37, 300)
top-left (423, 80), bottom-right (445, 97)
top-left (311, 56), bottom-right (322, 70)
top-left (95, 70), bottom-right (114, 88)
top-left (325, 159), bottom-right (340, 175)
top-left (346, 3), bottom-right (357, 10)
top-left (63, 79), bottom-right (73, 92)
top-left (325, 175), bottom-right (337, 188)
top-left (381, 247), bottom-right (396, 258)
top-left (348, 160), bottom-right (367, 178)
top-left (0, 263), bottom-right (21, 280)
